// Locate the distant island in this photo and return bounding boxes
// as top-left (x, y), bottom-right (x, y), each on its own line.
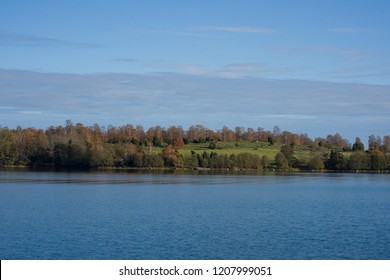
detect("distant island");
top-left (0, 121), bottom-right (389, 172)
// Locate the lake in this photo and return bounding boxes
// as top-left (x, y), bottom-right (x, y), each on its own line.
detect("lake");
top-left (0, 170), bottom-right (389, 260)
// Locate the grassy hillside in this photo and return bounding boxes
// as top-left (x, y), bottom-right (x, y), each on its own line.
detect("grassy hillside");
top-left (181, 141), bottom-right (281, 158)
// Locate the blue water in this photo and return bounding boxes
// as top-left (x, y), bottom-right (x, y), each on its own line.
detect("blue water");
top-left (0, 170), bottom-right (389, 260)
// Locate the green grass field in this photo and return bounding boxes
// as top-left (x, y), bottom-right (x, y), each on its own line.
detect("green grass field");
top-left (153, 141), bottom-right (348, 165)
top-left (180, 141), bottom-right (281, 158)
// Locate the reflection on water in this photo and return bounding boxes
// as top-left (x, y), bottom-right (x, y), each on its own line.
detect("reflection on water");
top-left (0, 170), bottom-right (389, 260)
top-left (0, 168), bottom-right (341, 185)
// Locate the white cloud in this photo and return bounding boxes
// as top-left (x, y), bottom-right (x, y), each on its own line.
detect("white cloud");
top-left (222, 63), bottom-right (288, 76)
top-left (145, 63), bottom-right (210, 76)
top-left (0, 30), bottom-right (102, 49)
top-left (115, 58), bottom-right (138, 63)
top-left (1, 68), bottom-right (389, 140)
top-left (310, 45), bottom-right (370, 64)
top-left (127, 26), bottom-right (276, 38)
top-left (328, 28), bottom-right (372, 34)
top-left (262, 114), bottom-right (316, 120)
top-left (145, 62), bottom-right (288, 79)
top-left (126, 28), bottom-right (211, 38)
top-left (19, 110), bottom-right (43, 115)
top-left (206, 26), bottom-right (276, 34)
top-left (311, 46), bottom-right (363, 56)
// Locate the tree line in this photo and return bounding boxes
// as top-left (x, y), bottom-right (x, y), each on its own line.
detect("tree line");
top-left (274, 142), bottom-right (390, 172)
top-left (0, 121), bottom-right (389, 171)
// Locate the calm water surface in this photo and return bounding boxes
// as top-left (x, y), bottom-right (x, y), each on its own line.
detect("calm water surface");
top-left (0, 170), bottom-right (389, 259)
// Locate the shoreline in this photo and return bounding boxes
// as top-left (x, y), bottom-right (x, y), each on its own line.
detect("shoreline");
top-left (1, 165), bottom-right (389, 175)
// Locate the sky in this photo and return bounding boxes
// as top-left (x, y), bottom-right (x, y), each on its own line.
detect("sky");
top-left (1, 0), bottom-right (389, 142)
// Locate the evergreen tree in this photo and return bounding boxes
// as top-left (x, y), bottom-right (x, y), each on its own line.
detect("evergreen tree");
top-left (352, 137), bottom-right (364, 151)
top-left (326, 151), bottom-right (347, 170)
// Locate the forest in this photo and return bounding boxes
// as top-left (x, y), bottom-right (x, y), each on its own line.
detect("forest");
top-left (0, 120), bottom-right (390, 172)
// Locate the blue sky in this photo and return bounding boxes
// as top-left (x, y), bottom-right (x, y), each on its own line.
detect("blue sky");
top-left (1, 0), bottom-right (389, 142)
